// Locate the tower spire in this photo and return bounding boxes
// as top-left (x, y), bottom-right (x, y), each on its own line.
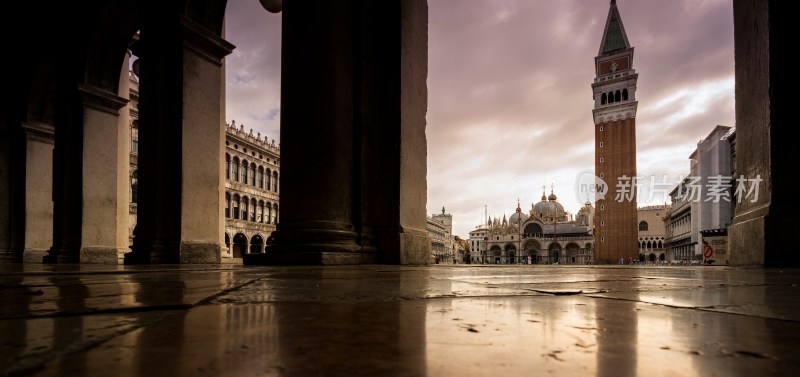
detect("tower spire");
top-left (599, 0), bottom-right (631, 55)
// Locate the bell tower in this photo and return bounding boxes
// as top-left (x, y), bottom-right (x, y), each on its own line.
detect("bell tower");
top-left (592, 0), bottom-right (639, 263)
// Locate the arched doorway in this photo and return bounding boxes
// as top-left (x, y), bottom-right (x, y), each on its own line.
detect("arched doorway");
top-left (649, 253), bottom-right (656, 262)
top-left (490, 245), bottom-right (501, 264)
top-left (549, 243), bottom-right (561, 264)
top-left (523, 239), bottom-right (541, 264)
top-left (566, 243), bottom-right (579, 264)
top-left (504, 244), bottom-right (516, 264)
top-left (250, 235), bottom-right (264, 254)
top-left (233, 233), bottom-right (248, 258)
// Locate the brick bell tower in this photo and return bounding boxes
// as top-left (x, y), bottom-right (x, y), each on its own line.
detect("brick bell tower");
top-left (592, 0), bottom-right (638, 263)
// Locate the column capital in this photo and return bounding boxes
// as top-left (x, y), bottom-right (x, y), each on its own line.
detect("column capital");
top-left (78, 84), bottom-right (128, 115)
top-left (180, 15), bottom-right (235, 65)
top-left (21, 121), bottom-right (55, 144)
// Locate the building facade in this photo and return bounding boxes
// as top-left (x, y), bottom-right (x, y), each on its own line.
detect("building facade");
top-left (664, 126), bottom-right (735, 263)
top-left (468, 190), bottom-right (594, 265)
top-left (637, 205), bottom-right (669, 262)
top-left (427, 215), bottom-right (450, 263)
top-left (224, 121), bottom-right (281, 258)
top-left (592, 0), bottom-right (639, 263)
top-left (665, 179), bottom-right (695, 263)
top-left (431, 207), bottom-right (454, 262)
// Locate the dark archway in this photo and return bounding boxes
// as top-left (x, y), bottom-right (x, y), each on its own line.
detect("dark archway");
top-left (549, 243), bottom-right (561, 264)
top-left (524, 223), bottom-right (543, 237)
top-left (233, 233), bottom-right (248, 258)
top-left (566, 243), bottom-right (579, 264)
top-left (250, 235), bottom-right (264, 254)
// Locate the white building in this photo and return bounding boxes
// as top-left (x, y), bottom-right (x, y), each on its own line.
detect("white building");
top-left (665, 125), bottom-right (734, 263)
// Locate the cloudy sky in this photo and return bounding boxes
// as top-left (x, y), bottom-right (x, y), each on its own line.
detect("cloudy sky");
top-left (224, 0), bottom-right (735, 238)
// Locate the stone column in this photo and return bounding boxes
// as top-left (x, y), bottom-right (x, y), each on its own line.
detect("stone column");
top-left (77, 84), bottom-right (130, 264)
top-left (360, 0), bottom-right (431, 264)
top-left (128, 14), bottom-right (232, 264)
top-left (729, 0), bottom-right (796, 266)
top-left (248, 0), bottom-right (430, 265)
top-left (254, 0), bottom-right (369, 265)
top-left (0, 116), bottom-right (15, 262)
top-left (20, 122), bottom-right (54, 262)
top-left (179, 17), bottom-right (231, 263)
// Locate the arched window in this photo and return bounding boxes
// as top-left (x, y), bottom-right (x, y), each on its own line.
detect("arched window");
top-left (608, 91), bottom-right (615, 103)
top-left (232, 157), bottom-right (240, 182)
top-left (622, 88), bottom-right (629, 101)
top-left (273, 204), bottom-right (279, 224)
top-left (225, 192), bottom-right (231, 218)
top-left (615, 90), bottom-right (621, 102)
top-left (267, 202), bottom-right (272, 224)
top-left (601, 93), bottom-right (607, 105)
top-left (258, 200), bottom-right (265, 223)
top-left (658, 240), bottom-right (663, 249)
top-left (273, 171), bottom-right (279, 192)
top-left (249, 163), bottom-right (256, 186)
top-left (250, 198), bottom-right (257, 221)
top-left (233, 194), bottom-right (240, 219)
top-left (639, 221), bottom-right (649, 231)
top-left (241, 160), bottom-right (248, 183)
top-left (225, 154), bottom-right (231, 180)
top-left (242, 196), bottom-right (249, 221)
top-left (266, 169), bottom-right (272, 190)
top-left (257, 167), bottom-right (264, 189)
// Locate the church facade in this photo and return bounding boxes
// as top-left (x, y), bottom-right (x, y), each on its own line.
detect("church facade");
top-left (468, 189), bottom-right (595, 265)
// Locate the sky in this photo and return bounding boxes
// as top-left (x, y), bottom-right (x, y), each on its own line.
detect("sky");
top-left (223, 0), bottom-right (735, 238)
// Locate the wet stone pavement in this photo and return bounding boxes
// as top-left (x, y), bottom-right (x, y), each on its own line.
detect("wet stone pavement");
top-left (1, 264), bottom-right (800, 376)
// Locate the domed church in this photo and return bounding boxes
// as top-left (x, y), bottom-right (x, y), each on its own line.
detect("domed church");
top-left (467, 187), bottom-right (595, 264)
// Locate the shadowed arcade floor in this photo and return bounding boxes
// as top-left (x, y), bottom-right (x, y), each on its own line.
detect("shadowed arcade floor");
top-left (2, 264), bottom-right (799, 376)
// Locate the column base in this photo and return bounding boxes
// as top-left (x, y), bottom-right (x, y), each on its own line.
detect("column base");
top-left (23, 248), bottom-right (48, 263)
top-left (396, 228), bottom-right (432, 265)
top-left (44, 248), bottom-right (80, 264)
top-left (80, 247), bottom-right (127, 264)
top-left (729, 215), bottom-right (765, 267)
top-left (180, 241), bottom-right (222, 264)
top-left (0, 249), bottom-right (20, 263)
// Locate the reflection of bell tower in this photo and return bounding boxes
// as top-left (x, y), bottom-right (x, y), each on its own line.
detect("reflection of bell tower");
top-left (592, 0), bottom-right (638, 263)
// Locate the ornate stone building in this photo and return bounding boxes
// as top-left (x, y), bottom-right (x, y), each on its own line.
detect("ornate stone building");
top-left (223, 121), bottom-right (280, 258)
top-left (468, 189), bottom-right (594, 265)
top-left (666, 179), bottom-right (694, 263)
top-left (637, 205), bottom-right (669, 262)
top-left (426, 215), bottom-right (449, 263)
top-left (592, 0), bottom-right (639, 263)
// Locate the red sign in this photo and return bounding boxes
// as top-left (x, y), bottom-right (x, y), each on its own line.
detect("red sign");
top-left (703, 241), bottom-right (713, 259)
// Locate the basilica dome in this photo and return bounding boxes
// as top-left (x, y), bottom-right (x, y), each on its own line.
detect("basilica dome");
top-left (509, 211), bottom-right (524, 225)
top-left (533, 190), bottom-right (565, 217)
